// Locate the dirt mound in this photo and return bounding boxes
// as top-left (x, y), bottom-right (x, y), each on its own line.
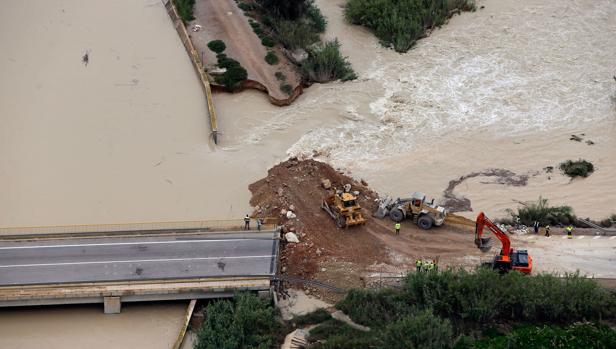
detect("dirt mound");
top-left (249, 159), bottom-right (484, 289)
top-left (249, 159), bottom-right (387, 279)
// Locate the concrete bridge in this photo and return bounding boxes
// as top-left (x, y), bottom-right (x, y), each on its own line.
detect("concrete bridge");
top-left (0, 221), bottom-right (280, 313)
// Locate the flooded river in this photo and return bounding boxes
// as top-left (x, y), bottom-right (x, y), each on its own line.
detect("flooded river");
top-left (1, 0), bottom-right (614, 347)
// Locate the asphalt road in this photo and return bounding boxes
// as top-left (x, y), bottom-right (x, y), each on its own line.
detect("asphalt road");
top-left (0, 231), bottom-right (278, 286)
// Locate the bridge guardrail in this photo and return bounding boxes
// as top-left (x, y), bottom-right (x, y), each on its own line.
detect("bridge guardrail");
top-left (0, 217), bottom-right (279, 236)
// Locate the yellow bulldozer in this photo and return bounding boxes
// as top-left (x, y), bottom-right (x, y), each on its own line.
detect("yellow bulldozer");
top-left (321, 189), bottom-right (366, 228)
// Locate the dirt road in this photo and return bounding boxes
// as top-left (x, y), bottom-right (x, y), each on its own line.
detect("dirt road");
top-left (189, 0), bottom-right (300, 102)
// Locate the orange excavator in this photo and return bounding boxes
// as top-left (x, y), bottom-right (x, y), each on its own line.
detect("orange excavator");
top-left (474, 212), bottom-right (532, 274)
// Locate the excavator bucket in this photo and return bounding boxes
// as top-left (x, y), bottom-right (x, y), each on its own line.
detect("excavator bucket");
top-left (475, 237), bottom-right (492, 252)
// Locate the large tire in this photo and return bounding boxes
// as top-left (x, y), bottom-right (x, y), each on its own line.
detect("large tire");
top-left (389, 208), bottom-right (405, 222)
top-left (417, 215), bottom-right (434, 230)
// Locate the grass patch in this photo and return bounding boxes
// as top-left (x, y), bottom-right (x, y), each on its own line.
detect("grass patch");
top-left (344, 0), bottom-right (476, 53)
top-left (506, 196), bottom-right (576, 226)
top-left (173, 0), bottom-right (196, 23)
top-left (265, 51), bottom-right (279, 65)
top-left (302, 40), bottom-right (357, 82)
top-left (272, 19), bottom-right (320, 50)
top-left (292, 308), bottom-right (331, 327)
top-left (560, 159), bottom-right (595, 178)
top-left (207, 40), bottom-right (226, 54)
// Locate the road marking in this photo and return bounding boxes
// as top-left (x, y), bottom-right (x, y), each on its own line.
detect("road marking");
top-left (577, 236), bottom-right (585, 240)
top-left (0, 255), bottom-right (276, 268)
top-left (610, 236), bottom-right (616, 240)
top-left (562, 236), bottom-right (567, 239)
top-left (0, 238), bottom-right (268, 250)
top-left (593, 236), bottom-right (601, 240)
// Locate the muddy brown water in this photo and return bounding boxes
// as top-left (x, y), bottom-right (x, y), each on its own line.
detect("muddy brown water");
top-left (1, 0), bottom-right (615, 346)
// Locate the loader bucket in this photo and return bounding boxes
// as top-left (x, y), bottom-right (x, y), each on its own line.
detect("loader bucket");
top-left (475, 237), bottom-right (492, 252)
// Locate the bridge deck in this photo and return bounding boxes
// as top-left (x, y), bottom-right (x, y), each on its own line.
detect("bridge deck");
top-left (0, 230), bottom-right (279, 308)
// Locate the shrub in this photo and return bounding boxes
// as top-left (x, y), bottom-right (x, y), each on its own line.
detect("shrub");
top-left (280, 83), bottom-right (293, 95)
top-left (507, 196), bottom-right (576, 226)
top-left (472, 322), bottom-right (616, 349)
top-left (207, 40), bottom-right (226, 54)
top-left (382, 311), bottom-right (454, 349)
top-left (309, 319), bottom-right (378, 348)
top-left (560, 159), bottom-right (595, 178)
top-left (237, 2), bottom-right (256, 12)
top-left (273, 19), bottom-right (320, 50)
top-left (265, 51), bottom-right (279, 65)
top-left (261, 36), bottom-right (276, 47)
top-left (257, 0), bottom-right (310, 20)
top-left (174, 0), bottom-right (196, 23)
top-left (344, 0), bottom-right (476, 52)
top-left (214, 54), bottom-right (248, 90)
top-left (275, 71), bottom-right (286, 81)
top-left (302, 39), bottom-right (357, 83)
top-left (306, 1), bottom-right (327, 33)
top-left (194, 292), bottom-right (280, 349)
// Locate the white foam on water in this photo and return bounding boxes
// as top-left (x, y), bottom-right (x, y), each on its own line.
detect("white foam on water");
top-left (282, 0), bottom-right (616, 169)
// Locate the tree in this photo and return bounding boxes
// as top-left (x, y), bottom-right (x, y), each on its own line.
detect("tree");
top-left (257, 0), bottom-right (309, 20)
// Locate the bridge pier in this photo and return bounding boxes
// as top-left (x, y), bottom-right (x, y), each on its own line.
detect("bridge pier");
top-left (104, 296), bottom-right (122, 314)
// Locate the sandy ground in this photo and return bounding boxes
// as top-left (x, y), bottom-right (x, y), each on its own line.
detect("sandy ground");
top-left (0, 302), bottom-right (186, 349)
top-left (189, 0), bottom-right (300, 102)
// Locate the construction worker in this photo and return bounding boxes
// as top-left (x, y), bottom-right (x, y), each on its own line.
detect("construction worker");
top-left (415, 259), bottom-right (423, 272)
top-left (433, 259), bottom-right (439, 272)
top-left (395, 222), bottom-right (401, 235)
top-left (566, 225), bottom-right (573, 239)
top-left (545, 225), bottom-right (550, 237)
top-left (244, 214), bottom-right (251, 230)
top-left (533, 221), bottom-right (539, 234)
top-left (425, 261), bottom-right (434, 272)
top-left (257, 217), bottom-right (263, 231)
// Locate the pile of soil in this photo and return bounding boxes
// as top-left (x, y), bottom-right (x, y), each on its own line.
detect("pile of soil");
top-left (249, 158), bottom-right (388, 280)
top-left (249, 159), bottom-right (485, 296)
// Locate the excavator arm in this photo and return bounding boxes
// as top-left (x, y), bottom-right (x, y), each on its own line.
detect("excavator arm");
top-left (475, 212), bottom-right (511, 259)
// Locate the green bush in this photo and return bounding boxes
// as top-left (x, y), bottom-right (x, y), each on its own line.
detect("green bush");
top-left (237, 2), bottom-right (257, 12)
top-left (310, 319), bottom-right (378, 348)
top-left (261, 36), bottom-right (276, 47)
top-left (344, 0), bottom-right (476, 52)
top-left (382, 311), bottom-right (454, 349)
top-left (507, 196), bottom-right (576, 226)
top-left (280, 83), bottom-right (293, 95)
top-left (560, 159), bottom-right (595, 178)
top-left (214, 54), bottom-right (248, 90)
top-left (194, 293), bottom-right (280, 349)
top-left (265, 51), bottom-right (279, 65)
top-left (207, 40), bottom-right (226, 54)
top-left (257, 0), bottom-right (310, 20)
top-left (338, 269), bottom-right (615, 329)
top-left (174, 0), bottom-right (196, 23)
top-left (275, 71), bottom-right (286, 81)
top-left (306, 1), bottom-right (327, 33)
top-left (273, 19), bottom-right (320, 50)
top-left (472, 322), bottom-right (616, 349)
top-left (302, 39), bottom-right (357, 82)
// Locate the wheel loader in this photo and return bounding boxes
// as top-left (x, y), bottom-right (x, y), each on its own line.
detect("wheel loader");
top-left (322, 190), bottom-right (366, 228)
top-left (374, 192), bottom-right (446, 230)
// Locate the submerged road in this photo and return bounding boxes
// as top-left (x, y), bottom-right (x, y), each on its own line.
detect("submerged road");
top-left (0, 231), bottom-right (278, 286)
